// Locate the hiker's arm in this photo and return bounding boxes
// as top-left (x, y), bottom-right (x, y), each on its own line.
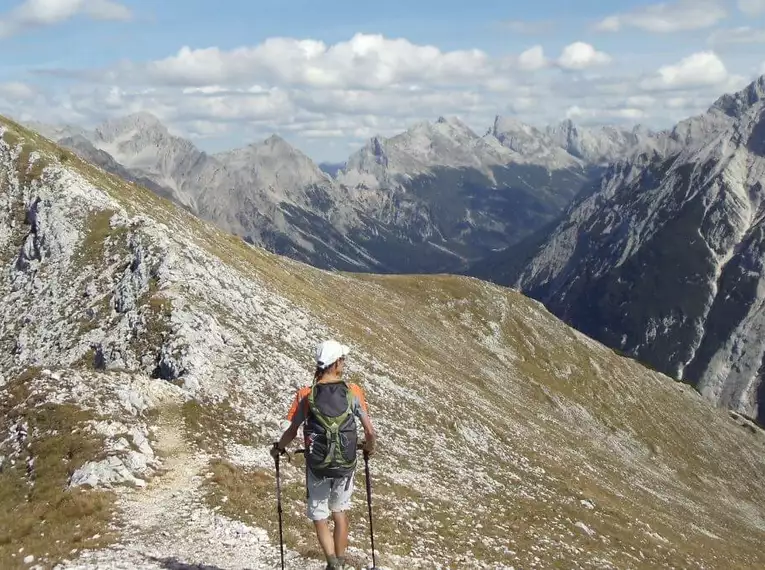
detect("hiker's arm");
top-left (276, 416), bottom-right (301, 451)
top-left (359, 412), bottom-right (377, 454)
top-left (274, 393), bottom-right (306, 452)
top-left (352, 385), bottom-right (377, 453)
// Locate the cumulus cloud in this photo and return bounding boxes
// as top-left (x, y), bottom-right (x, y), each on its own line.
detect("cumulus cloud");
top-left (517, 46), bottom-right (547, 71)
top-left (557, 42), bottom-right (612, 70)
top-left (738, 0), bottom-right (765, 15)
top-left (640, 51), bottom-right (730, 90)
top-left (17, 68), bottom-right (749, 161)
top-left (0, 0), bottom-right (131, 37)
top-left (595, 0), bottom-right (727, 33)
top-left (44, 34), bottom-right (615, 92)
top-left (625, 95), bottom-right (657, 108)
top-left (141, 34), bottom-right (494, 89)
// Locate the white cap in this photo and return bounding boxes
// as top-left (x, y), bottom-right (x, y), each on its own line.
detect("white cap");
top-left (315, 340), bottom-right (349, 369)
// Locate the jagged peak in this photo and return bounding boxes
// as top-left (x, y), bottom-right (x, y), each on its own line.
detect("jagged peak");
top-left (94, 111), bottom-right (168, 142)
top-left (711, 74), bottom-right (765, 118)
top-left (492, 115), bottom-right (540, 136)
top-left (219, 134), bottom-right (316, 166)
top-left (263, 133), bottom-right (290, 147)
top-left (99, 111), bottom-right (165, 131)
top-left (353, 135), bottom-right (388, 158)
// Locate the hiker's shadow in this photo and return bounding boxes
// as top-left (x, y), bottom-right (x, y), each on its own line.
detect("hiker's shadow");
top-left (149, 556), bottom-right (229, 570)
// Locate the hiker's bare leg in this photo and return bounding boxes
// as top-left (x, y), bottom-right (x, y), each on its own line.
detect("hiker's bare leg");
top-left (314, 519), bottom-right (336, 559)
top-left (332, 510), bottom-right (349, 559)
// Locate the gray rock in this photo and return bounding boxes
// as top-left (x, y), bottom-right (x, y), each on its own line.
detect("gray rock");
top-left (129, 427), bottom-right (154, 457)
top-left (69, 456), bottom-right (146, 489)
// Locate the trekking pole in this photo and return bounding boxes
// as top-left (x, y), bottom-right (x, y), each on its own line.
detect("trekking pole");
top-left (274, 451), bottom-right (286, 570)
top-left (363, 450), bottom-right (378, 569)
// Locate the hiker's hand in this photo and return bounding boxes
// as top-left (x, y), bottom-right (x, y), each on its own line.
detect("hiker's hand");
top-left (361, 439), bottom-right (375, 457)
top-left (270, 442), bottom-right (285, 460)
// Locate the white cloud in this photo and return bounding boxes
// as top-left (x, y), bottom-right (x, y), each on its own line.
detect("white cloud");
top-left (557, 42), bottom-right (612, 70)
top-left (626, 95), bottom-right (657, 108)
top-left (595, 0), bottom-right (727, 33)
top-left (54, 35), bottom-right (615, 91)
top-left (8, 32), bottom-right (761, 161)
top-left (738, 0), bottom-right (765, 15)
top-left (566, 105), bottom-right (647, 121)
top-left (709, 26), bottom-right (765, 46)
top-left (761, 61), bottom-right (765, 74)
top-left (666, 97), bottom-right (691, 109)
top-left (518, 45), bottom-right (547, 71)
top-left (595, 17), bottom-right (621, 33)
top-left (142, 34), bottom-right (494, 89)
top-left (0, 0), bottom-right (131, 37)
top-left (0, 81), bottom-right (37, 100)
top-left (640, 51), bottom-right (729, 90)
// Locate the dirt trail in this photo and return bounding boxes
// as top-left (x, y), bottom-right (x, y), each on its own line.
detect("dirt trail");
top-left (55, 407), bottom-right (328, 570)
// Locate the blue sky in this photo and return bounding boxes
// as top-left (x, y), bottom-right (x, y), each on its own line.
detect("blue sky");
top-left (0, 0), bottom-right (764, 161)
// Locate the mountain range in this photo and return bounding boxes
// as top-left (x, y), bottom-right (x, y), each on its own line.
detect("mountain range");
top-left (2, 114), bottom-right (765, 569)
top-left (26, 111), bottom-right (666, 276)
top-left (481, 76), bottom-right (765, 425)
top-left (20, 75), bottom-right (765, 427)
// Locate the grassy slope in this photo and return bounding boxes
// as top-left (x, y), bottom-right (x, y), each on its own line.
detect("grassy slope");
top-left (3, 115), bottom-right (765, 569)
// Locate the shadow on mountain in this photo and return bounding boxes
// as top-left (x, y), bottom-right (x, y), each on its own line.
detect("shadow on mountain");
top-left (149, 556), bottom-right (228, 570)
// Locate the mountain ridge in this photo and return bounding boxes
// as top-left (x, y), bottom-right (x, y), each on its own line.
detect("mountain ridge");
top-left (494, 74), bottom-right (765, 424)
top-left (24, 84), bottom-right (759, 283)
top-left (28, 111), bottom-right (617, 275)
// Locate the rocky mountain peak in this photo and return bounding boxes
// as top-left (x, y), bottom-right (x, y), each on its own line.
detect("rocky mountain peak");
top-left (505, 74), bottom-right (765, 424)
top-left (262, 133), bottom-right (291, 149)
top-left (711, 75), bottom-right (765, 119)
top-left (492, 115), bottom-right (536, 134)
top-left (370, 135), bottom-right (386, 158)
top-left (489, 115), bottom-right (583, 169)
top-left (94, 111), bottom-right (168, 143)
top-left (224, 134), bottom-right (303, 162)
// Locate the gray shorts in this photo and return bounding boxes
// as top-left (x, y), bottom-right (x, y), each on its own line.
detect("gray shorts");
top-left (305, 468), bottom-right (355, 520)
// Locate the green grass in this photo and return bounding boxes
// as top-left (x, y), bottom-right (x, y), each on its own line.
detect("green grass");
top-left (182, 398), bottom-right (262, 452)
top-left (2, 128), bottom-right (49, 186)
top-left (203, 459), bottom-right (389, 568)
top-left (76, 209), bottom-right (126, 270)
top-left (0, 369), bottom-right (117, 569)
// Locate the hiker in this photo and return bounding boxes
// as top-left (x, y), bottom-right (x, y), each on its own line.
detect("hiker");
top-left (271, 340), bottom-right (377, 570)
